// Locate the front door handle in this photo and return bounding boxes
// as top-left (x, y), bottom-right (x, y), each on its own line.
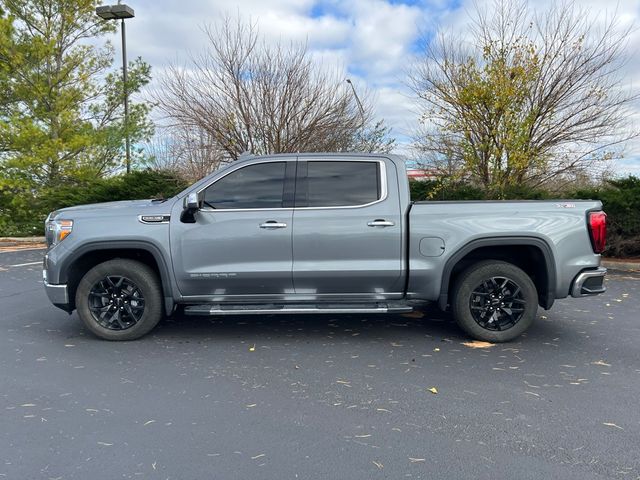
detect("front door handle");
top-left (259, 221), bottom-right (287, 229)
top-left (367, 219), bottom-right (395, 227)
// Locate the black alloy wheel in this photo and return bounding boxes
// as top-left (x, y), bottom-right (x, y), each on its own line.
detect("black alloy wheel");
top-left (75, 259), bottom-right (163, 341)
top-left (451, 260), bottom-right (538, 343)
top-left (88, 275), bottom-right (146, 330)
top-left (468, 276), bottom-right (526, 331)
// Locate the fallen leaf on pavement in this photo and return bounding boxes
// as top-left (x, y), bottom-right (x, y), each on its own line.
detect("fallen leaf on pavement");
top-left (249, 345), bottom-right (255, 352)
top-left (461, 340), bottom-right (494, 349)
top-left (427, 387), bottom-right (438, 394)
top-left (591, 360), bottom-right (611, 367)
top-left (603, 422), bottom-right (623, 430)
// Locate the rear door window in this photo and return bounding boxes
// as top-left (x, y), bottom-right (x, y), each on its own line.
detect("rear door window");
top-left (299, 161), bottom-right (381, 207)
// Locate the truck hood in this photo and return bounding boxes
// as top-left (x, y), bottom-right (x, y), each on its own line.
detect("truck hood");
top-left (50, 199), bottom-right (175, 219)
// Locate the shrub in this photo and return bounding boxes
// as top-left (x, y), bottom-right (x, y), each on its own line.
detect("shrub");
top-left (0, 170), bottom-right (189, 237)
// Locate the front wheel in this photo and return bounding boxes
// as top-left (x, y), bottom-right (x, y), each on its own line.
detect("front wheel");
top-left (451, 260), bottom-right (538, 342)
top-left (75, 259), bottom-right (163, 341)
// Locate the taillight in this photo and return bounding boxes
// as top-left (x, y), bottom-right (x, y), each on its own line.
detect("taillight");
top-left (588, 211), bottom-right (607, 254)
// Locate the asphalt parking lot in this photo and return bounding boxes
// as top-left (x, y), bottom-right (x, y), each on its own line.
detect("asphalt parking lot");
top-left (1, 248), bottom-right (639, 479)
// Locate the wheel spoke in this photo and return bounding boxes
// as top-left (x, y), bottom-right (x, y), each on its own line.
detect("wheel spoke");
top-left (89, 305), bottom-right (110, 313)
top-left (124, 304), bottom-right (139, 321)
top-left (89, 292), bottom-right (111, 299)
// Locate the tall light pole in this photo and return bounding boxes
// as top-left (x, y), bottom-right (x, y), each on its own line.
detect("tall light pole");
top-left (345, 78), bottom-right (365, 122)
top-left (96, 4), bottom-right (135, 174)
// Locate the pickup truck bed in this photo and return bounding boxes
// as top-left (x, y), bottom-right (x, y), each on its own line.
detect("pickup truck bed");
top-left (407, 200), bottom-right (603, 308)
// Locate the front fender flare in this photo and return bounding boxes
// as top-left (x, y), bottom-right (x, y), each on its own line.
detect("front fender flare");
top-left (59, 240), bottom-right (175, 314)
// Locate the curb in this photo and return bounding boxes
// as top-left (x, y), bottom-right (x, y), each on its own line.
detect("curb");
top-left (602, 259), bottom-right (640, 273)
top-left (0, 237), bottom-right (46, 247)
top-left (0, 236), bottom-right (46, 243)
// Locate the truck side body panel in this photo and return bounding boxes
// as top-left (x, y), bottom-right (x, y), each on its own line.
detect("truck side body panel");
top-left (407, 200), bottom-right (602, 302)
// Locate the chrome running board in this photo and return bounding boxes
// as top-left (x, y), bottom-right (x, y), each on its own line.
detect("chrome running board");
top-left (184, 303), bottom-right (413, 316)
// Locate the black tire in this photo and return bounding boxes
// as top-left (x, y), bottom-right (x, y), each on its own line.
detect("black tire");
top-left (75, 259), bottom-right (163, 341)
top-left (451, 260), bottom-right (537, 342)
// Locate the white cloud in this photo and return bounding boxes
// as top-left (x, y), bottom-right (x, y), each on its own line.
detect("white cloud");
top-left (111, 0), bottom-right (639, 173)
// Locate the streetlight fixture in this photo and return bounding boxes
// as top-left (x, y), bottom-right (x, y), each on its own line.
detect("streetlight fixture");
top-left (345, 78), bottom-right (365, 121)
top-left (96, 3), bottom-right (135, 174)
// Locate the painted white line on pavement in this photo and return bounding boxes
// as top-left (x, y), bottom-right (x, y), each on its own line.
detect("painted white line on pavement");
top-left (9, 261), bottom-right (42, 267)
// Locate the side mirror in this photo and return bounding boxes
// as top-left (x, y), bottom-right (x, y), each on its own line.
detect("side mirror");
top-left (180, 192), bottom-right (200, 223)
top-left (186, 192), bottom-right (199, 210)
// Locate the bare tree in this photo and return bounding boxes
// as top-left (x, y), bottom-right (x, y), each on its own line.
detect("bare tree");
top-left (409, 0), bottom-right (638, 194)
top-left (144, 125), bottom-right (229, 182)
top-left (153, 17), bottom-right (393, 163)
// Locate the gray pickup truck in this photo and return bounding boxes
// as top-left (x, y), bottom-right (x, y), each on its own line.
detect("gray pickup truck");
top-left (43, 153), bottom-right (607, 342)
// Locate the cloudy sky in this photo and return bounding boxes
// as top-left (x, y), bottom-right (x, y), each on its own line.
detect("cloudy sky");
top-left (107, 0), bottom-right (640, 174)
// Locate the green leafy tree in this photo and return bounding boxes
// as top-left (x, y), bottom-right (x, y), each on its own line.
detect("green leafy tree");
top-left (410, 0), bottom-right (637, 196)
top-left (0, 0), bottom-right (153, 234)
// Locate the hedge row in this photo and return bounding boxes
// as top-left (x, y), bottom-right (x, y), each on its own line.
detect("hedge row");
top-left (410, 176), bottom-right (640, 258)
top-left (0, 170), bottom-right (189, 237)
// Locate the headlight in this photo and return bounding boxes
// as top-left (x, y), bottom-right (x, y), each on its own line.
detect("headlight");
top-left (46, 218), bottom-right (73, 246)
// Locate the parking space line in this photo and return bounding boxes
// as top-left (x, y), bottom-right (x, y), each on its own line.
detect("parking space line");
top-left (9, 261), bottom-right (42, 267)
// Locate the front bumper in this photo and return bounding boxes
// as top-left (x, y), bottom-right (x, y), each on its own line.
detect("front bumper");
top-left (43, 263), bottom-right (71, 310)
top-left (44, 281), bottom-right (69, 305)
top-left (571, 267), bottom-right (607, 297)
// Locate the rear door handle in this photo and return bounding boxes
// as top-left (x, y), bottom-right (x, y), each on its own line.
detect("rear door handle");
top-left (259, 221), bottom-right (287, 229)
top-left (367, 219), bottom-right (395, 227)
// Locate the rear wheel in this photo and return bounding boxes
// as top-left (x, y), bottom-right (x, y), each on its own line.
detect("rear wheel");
top-left (451, 260), bottom-right (538, 342)
top-left (75, 259), bottom-right (163, 340)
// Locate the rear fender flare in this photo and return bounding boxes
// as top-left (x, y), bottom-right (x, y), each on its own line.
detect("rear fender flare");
top-left (438, 236), bottom-right (556, 310)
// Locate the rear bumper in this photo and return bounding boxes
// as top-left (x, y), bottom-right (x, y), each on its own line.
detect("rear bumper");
top-left (571, 267), bottom-right (607, 297)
